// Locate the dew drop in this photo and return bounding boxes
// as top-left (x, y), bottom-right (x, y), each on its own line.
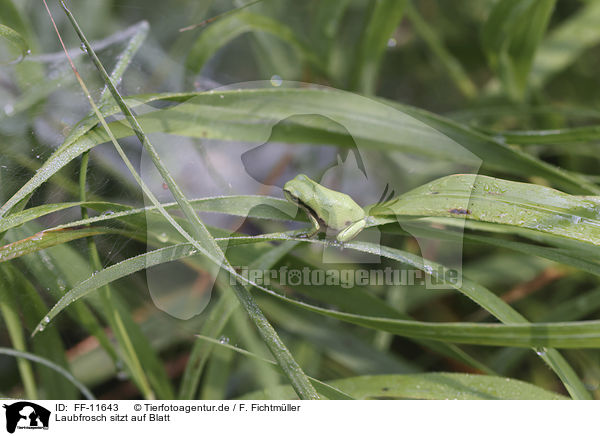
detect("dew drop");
top-left (219, 94), bottom-right (224, 99)
top-left (38, 325), bottom-right (45, 332)
top-left (4, 104), bottom-right (14, 116)
top-left (80, 43), bottom-right (87, 52)
top-left (219, 336), bottom-right (229, 344)
top-left (535, 347), bottom-right (547, 356)
top-left (270, 75), bottom-right (282, 87)
top-left (387, 38), bottom-right (397, 48)
top-left (157, 233), bottom-right (168, 243)
top-left (44, 316), bottom-right (50, 324)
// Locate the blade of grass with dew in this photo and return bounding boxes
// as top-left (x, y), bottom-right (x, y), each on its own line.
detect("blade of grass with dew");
top-left (0, 195), bottom-right (297, 238)
top-left (404, 1), bottom-right (476, 99)
top-left (498, 125), bottom-right (600, 145)
top-left (383, 219), bottom-right (600, 279)
top-left (0, 201), bottom-right (132, 234)
top-left (2, 263), bottom-right (76, 399)
top-left (350, 0), bottom-right (406, 94)
top-left (0, 203), bottom-right (292, 263)
top-left (239, 372), bottom-right (566, 400)
top-left (430, 218), bottom-right (600, 263)
top-left (367, 174), bottom-right (600, 248)
top-left (481, 0), bottom-right (556, 99)
top-left (0, 348), bottom-right (94, 400)
top-left (0, 227), bottom-right (141, 263)
top-left (59, 1), bottom-right (318, 400)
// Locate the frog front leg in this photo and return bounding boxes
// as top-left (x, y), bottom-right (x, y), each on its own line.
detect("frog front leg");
top-left (336, 218), bottom-right (367, 242)
top-left (303, 210), bottom-right (321, 238)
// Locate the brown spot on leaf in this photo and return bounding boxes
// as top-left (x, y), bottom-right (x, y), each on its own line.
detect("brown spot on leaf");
top-left (449, 208), bottom-right (471, 215)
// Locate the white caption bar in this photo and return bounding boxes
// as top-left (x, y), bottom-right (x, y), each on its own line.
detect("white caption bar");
top-left (0, 400), bottom-right (593, 436)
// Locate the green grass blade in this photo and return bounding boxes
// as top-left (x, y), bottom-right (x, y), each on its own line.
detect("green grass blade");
top-left (499, 125), bottom-right (600, 145)
top-left (0, 23), bottom-right (28, 64)
top-left (368, 174), bottom-right (600, 247)
top-left (0, 227), bottom-right (140, 263)
top-left (0, 348), bottom-right (94, 400)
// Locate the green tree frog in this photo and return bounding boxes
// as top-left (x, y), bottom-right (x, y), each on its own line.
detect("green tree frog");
top-left (283, 174), bottom-right (368, 242)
